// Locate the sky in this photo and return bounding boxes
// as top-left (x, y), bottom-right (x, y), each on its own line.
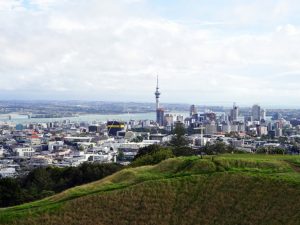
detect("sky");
top-left (1, 0), bottom-right (300, 107)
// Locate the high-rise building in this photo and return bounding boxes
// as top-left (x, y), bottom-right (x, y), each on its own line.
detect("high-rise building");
top-left (164, 114), bottom-right (173, 131)
top-left (205, 121), bottom-right (217, 135)
top-left (273, 112), bottom-right (282, 120)
top-left (257, 125), bottom-right (268, 136)
top-left (230, 103), bottom-right (239, 121)
top-left (222, 123), bottom-right (231, 133)
top-left (164, 114), bottom-right (173, 126)
top-left (267, 122), bottom-right (273, 131)
top-left (156, 108), bottom-right (164, 126)
top-left (260, 109), bottom-right (266, 121)
top-left (190, 105), bottom-right (197, 117)
top-left (275, 128), bottom-right (283, 137)
top-left (252, 104), bottom-right (261, 121)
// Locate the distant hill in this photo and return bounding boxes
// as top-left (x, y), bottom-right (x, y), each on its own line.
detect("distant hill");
top-left (1, 154), bottom-right (300, 225)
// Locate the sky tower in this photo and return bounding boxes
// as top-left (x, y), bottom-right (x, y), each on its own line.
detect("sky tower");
top-left (155, 75), bottom-right (160, 110)
top-left (155, 75), bottom-right (164, 126)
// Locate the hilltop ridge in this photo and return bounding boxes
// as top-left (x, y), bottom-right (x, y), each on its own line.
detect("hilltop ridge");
top-left (1, 154), bottom-right (300, 225)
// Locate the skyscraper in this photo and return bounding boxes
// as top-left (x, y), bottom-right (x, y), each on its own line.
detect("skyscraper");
top-left (156, 108), bottom-right (164, 126)
top-left (261, 109), bottom-right (266, 121)
top-left (230, 103), bottom-right (239, 121)
top-left (252, 104), bottom-right (261, 121)
top-left (190, 104), bottom-right (197, 117)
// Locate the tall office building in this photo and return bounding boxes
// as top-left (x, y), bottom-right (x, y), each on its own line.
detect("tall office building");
top-left (230, 103), bottom-right (239, 121)
top-left (156, 108), bottom-right (164, 126)
top-left (164, 114), bottom-right (174, 126)
top-left (252, 104), bottom-right (261, 121)
top-left (273, 112), bottom-right (282, 120)
top-left (190, 104), bottom-right (197, 117)
top-left (261, 109), bottom-right (266, 121)
top-left (275, 128), bottom-right (283, 137)
top-left (205, 121), bottom-right (217, 135)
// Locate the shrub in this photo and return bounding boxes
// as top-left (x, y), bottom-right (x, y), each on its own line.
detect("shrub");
top-left (131, 149), bottom-right (174, 167)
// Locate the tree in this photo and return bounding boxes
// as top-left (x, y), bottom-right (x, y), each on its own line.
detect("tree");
top-left (256, 147), bottom-right (268, 154)
top-left (169, 123), bottom-right (189, 147)
top-left (0, 178), bottom-right (23, 207)
top-left (132, 136), bottom-right (143, 143)
top-left (278, 136), bottom-right (288, 145)
top-left (290, 144), bottom-right (300, 154)
top-left (172, 146), bottom-right (196, 157)
top-left (273, 147), bottom-right (286, 155)
top-left (117, 151), bottom-right (125, 161)
top-left (294, 137), bottom-right (300, 144)
top-left (133, 144), bottom-right (162, 160)
top-left (256, 146), bottom-right (286, 155)
top-left (260, 134), bottom-right (270, 141)
top-left (201, 142), bottom-right (239, 155)
top-left (131, 148), bottom-right (174, 167)
top-left (0, 163), bottom-right (123, 208)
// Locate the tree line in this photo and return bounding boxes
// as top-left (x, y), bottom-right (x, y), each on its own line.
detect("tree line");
top-left (0, 162), bottom-right (123, 207)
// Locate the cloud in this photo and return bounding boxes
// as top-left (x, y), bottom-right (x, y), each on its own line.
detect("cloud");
top-left (216, 0), bottom-right (300, 26)
top-left (0, 0), bottom-right (300, 107)
top-left (0, 0), bottom-right (22, 11)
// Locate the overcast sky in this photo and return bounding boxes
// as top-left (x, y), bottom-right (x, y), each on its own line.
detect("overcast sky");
top-left (1, 0), bottom-right (300, 107)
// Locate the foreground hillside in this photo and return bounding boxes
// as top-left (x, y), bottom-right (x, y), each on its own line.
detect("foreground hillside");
top-left (1, 154), bottom-right (300, 225)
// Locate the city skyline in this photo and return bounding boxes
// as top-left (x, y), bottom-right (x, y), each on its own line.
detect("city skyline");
top-left (1, 1), bottom-right (300, 107)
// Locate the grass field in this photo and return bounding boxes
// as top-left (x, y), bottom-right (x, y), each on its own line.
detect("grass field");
top-left (1, 154), bottom-right (300, 225)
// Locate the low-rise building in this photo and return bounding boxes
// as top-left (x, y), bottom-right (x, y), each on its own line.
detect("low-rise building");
top-left (14, 147), bottom-right (35, 157)
top-left (48, 141), bottom-right (64, 152)
top-left (0, 167), bottom-right (16, 178)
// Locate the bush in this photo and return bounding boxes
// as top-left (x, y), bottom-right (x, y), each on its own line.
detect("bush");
top-left (172, 147), bottom-right (196, 157)
top-left (256, 147), bottom-right (286, 154)
top-left (133, 145), bottom-right (162, 160)
top-left (131, 148), bottom-right (174, 167)
top-left (202, 142), bottom-right (239, 155)
top-left (169, 123), bottom-right (189, 147)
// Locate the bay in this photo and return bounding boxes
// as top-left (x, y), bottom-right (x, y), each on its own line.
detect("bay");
top-left (0, 112), bottom-right (189, 124)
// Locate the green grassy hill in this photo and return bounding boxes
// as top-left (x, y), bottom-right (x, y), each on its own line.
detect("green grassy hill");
top-left (1, 154), bottom-right (300, 225)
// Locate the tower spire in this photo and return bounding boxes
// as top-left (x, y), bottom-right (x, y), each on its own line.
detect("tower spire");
top-left (155, 75), bottom-right (161, 110)
top-left (155, 75), bottom-right (164, 126)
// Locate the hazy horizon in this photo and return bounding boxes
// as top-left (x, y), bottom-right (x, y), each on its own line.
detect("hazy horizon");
top-left (0, 99), bottom-right (298, 110)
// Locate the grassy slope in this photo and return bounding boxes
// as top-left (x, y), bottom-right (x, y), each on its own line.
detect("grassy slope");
top-left (1, 154), bottom-right (300, 225)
